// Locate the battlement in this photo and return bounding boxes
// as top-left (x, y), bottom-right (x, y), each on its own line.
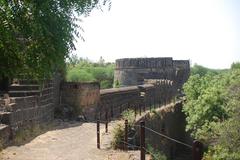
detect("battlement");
top-left (114, 57), bottom-right (190, 87)
top-left (115, 57), bottom-right (173, 69)
top-left (173, 60), bottom-right (190, 69)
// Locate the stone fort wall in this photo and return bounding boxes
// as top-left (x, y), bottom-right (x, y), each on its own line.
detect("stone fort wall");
top-left (114, 58), bottom-right (190, 88)
top-left (98, 79), bottom-right (177, 120)
top-left (0, 57), bottom-right (190, 145)
top-left (60, 82), bottom-right (100, 120)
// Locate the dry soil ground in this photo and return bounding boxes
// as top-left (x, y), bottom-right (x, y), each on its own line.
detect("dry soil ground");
top-left (0, 120), bottom-right (141, 160)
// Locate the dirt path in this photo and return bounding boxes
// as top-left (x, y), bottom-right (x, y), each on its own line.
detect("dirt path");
top-left (0, 121), bottom-right (140, 160)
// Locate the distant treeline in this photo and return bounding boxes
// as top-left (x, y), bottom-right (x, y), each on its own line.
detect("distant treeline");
top-left (66, 56), bottom-right (114, 89)
top-left (183, 62), bottom-right (240, 159)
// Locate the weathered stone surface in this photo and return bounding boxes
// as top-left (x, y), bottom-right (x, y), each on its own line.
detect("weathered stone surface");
top-left (60, 82), bottom-right (100, 120)
top-left (0, 79), bottom-right (57, 129)
top-left (114, 58), bottom-right (190, 88)
top-left (0, 124), bottom-right (11, 145)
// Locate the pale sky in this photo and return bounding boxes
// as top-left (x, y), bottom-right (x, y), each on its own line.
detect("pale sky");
top-left (73, 0), bottom-right (240, 69)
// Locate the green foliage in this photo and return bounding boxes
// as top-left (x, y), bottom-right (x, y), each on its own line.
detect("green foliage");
top-left (112, 109), bottom-right (136, 149)
top-left (191, 64), bottom-right (224, 77)
top-left (114, 80), bottom-right (120, 88)
top-left (183, 72), bottom-right (229, 140)
top-left (183, 65), bottom-right (240, 158)
top-left (66, 68), bottom-right (96, 82)
top-left (231, 62), bottom-right (240, 70)
top-left (66, 57), bottom-right (114, 89)
top-left (121, 109), bottom-right (135, 126)
top-left (0, 0), bottom-right (109, 80)
top-left (203, 145), bottom-right (240, 160)
top-left (111, 122), bottom-right (125, 149)
top-left (147, 144), bottom-right (167, 160)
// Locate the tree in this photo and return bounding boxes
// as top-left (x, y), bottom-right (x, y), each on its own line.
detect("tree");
top-left (231, 62), bottom-right (240, 70)
top-left (183, 66), bottom-right (240, 158)
top-left (191, 64), bottom-right (220, 77)
top-left (65, 57), bottom-right (114, 89)
top-left (0, 0), bottom-right (109, 89)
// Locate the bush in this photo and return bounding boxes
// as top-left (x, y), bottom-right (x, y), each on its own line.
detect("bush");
top-left (111, 109), bottom-right (136, 149)
top-left (203, 145), bottom-right (240, 160)
top-left (121, 109), bottom-right (135, 126)
top-left (66, 68), bottom-right (95, 82)
top-left (183, 64), bottom-right (240, 158)
top-left (111, 121), bottom-right (125, 149)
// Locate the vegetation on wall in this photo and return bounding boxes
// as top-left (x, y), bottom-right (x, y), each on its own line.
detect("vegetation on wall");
top-left (183, 63), bottom-right (240, 159)
top-left (66, 56), bottom-right (114, 89)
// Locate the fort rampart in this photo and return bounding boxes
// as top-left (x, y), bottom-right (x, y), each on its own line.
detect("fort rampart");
top-left (114, 58), bottom-right (190, 88)
top-left (0, 57), bottom-right (190, 145)
top-left (98, 79), bottom-right (177, 120)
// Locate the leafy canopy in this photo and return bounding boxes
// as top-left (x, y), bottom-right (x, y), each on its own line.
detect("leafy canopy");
top-left (0, 0), bottom-right (109, 79)
top-left (183, 63), bottom-right (240, 158)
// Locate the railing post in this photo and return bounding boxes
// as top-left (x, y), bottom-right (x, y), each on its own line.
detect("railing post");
top-left (139, 104), bottom-right (142, 115)
top-left (97, 120), bottom-right (100, 149)
top-left (143, 103), bottom-right (145, 112)
top-left (154, 99), bottom-right (156, 109)
top-left (105, 109), bottom-right (108, 133)
top-left (152, 99), bottom-right (155, 110)
top-left (149, 101), bottom-right (152, 111)
top-left (134, 105), bottom-right (137, 117)
top-left (111, 106), bottom-right (113, 118)
top-left (140, 121), bottom-right (145, 160)
top-left (192, 140), bottom-right (203, 160)
top-left (124, 119), bottom-right (128, 151)
top-left (99, 108), bottom-right (102, 120)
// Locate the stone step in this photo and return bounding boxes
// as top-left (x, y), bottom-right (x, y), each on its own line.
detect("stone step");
top-left (18, 79), bottom-right (53, 85)
top-left (17, 79), bottom-right (39, 85)
top-left (9, 90), bottom-right (41, 97)
top-left (9, 84), bottom-right (40, 91)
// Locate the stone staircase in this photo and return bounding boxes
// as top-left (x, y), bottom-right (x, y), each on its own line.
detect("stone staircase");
top-left (8, 80), bottom-right (40, 97)
top-left (0, 80), bottom-right (43, 146)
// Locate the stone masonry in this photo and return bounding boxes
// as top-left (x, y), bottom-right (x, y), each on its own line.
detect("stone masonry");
top-left (114, 57), bottom-right (190, 88)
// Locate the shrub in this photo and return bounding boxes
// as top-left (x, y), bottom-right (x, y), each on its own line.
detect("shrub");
top-left (66, 68), bottom-right (95, 82)
top-left (203, 145), bottom-right (240, 160)
top-left (111, 121), bottom-right (125, 149)
top-left (121, 109), bottom-right (135, 126)
top-left (111, 109), bottom-right (136, 149)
